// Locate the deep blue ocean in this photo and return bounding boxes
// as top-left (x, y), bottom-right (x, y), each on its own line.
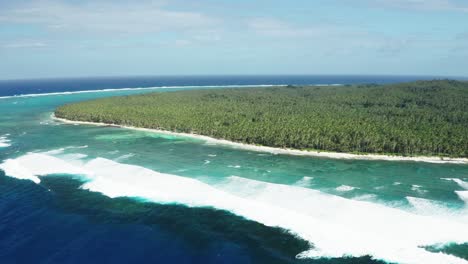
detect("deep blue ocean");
top-left (1, 75), bottom-right (467, 97)
top-left (1, 76), bottom-right (467, 264)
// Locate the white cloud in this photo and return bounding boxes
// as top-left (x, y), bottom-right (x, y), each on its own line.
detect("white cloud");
top-left (2, 41), bottom-right (47, 48)
top-left (246, 16), bottom-right (463, 59)
top-left (247, 18), bottom-right (340, 38)
top-left (0, 1), bottom-right (218, 34)
top-left (363, 0), bottom-right (468, 12)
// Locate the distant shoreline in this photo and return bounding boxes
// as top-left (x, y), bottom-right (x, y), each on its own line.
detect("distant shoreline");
top-left (0, 84), bottom-right (289, 99)
top-left (52, 115), bottom-right (468, 164)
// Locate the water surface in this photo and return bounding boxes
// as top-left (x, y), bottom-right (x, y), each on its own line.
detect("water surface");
top-left (0, 83), bottom-right (467, 264)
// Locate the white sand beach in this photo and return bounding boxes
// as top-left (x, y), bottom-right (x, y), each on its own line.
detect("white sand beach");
top-left (53, 115), bottom-right (468, 164)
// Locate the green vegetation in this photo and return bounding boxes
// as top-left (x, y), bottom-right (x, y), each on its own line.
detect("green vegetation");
top-left (55, 80), bottom-right (468, 157)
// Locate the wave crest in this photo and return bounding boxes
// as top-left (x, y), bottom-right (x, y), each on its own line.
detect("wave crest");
top-left (0, 134), bottom-right (11, 148)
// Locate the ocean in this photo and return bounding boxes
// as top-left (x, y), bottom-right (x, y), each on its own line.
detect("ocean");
top-left (2, 75), bottom-right (467, 97)
top-left (0, 76), bottom-right (467, 264)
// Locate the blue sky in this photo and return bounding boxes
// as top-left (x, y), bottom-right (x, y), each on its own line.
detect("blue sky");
top-left (0, 0), bottom-right (467, 79)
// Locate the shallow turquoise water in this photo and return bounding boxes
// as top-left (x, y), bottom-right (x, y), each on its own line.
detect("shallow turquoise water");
top-left (1, 88), bottom-right (467, 264)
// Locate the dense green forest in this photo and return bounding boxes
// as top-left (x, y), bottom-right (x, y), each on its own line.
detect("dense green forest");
top-left (55, 80), bottom-right (468, 157)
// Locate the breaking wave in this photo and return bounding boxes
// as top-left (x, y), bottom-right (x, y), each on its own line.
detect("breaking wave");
top-left (442, 178), bottom-right (468, 190)
top-left (0, 84), bottom-right (287, 100)
top-left (294, 176), bottom-right (314, 187)
top-left (456, 191), bottom-right (468, 204)
top-left (0, 134), bottom-right (11, 148)
top-left (441, 178), bottom-right (468, 204)
top-left (335, 185), bottom-right (356, 192)
top-left (1, 152), bottom-right (468, 264)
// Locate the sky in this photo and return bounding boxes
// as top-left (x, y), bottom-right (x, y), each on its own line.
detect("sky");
top-left (0, 0), bottom-right (467, 79)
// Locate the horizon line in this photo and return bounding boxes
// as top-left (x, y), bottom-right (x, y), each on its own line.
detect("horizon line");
top-left (1, 73), bottom-right (468, 82)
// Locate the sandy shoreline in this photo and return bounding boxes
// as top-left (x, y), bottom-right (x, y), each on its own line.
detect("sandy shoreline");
top-left (52, 115), bottom-right (468, 164)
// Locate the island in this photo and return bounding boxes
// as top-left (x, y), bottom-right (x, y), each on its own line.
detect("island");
top-left (55, 80), bottom-right (468, 160)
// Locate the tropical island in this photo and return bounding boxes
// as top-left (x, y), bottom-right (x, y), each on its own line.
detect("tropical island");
top-left (55, 80), bottom-right (468, 160)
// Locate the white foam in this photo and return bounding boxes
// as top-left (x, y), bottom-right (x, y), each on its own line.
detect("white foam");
top-left (115, 153), bottom-right (135, 161)
top-left (294, 176), bottom-right (314, 187)
top-left (203, 160), bottom-right (211, 165)
top-left (1, 153), bottom-right (468, 264)
top-left (352, 194), bottom-right (378, 201)
top-left (0, 153), bottom-right (90, 183)
top-left (456, 191), bottom-right (468, 204)
top-left (228, 165), bottom-right (241, 169)
top-left (411, 184), bottom-right (428, 194)
top-left (0, 84), bottom-right (288, 100)
top-left (0, 135), bottom-right (11, 148)
top-left (61, 153), bottom-right (88, 160)
top-left (441, 178), bottom-right (468, 190)
top-left (43, 148), bottom-right (66, 155)
top-left (335, 185), bottom-right (356, 192)
top-left (406, 196), bottom-right (466, 218)
top-left (43, 145), bottom-right (88, 155)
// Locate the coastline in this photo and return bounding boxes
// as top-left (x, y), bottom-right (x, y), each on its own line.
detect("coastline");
top-left (0, 84), bottom-right (291, 100)
top-left (52, 115), bottom-right (468, 164)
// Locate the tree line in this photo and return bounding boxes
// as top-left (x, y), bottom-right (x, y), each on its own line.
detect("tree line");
top-left (55, 80), bottom-right (468, 157)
